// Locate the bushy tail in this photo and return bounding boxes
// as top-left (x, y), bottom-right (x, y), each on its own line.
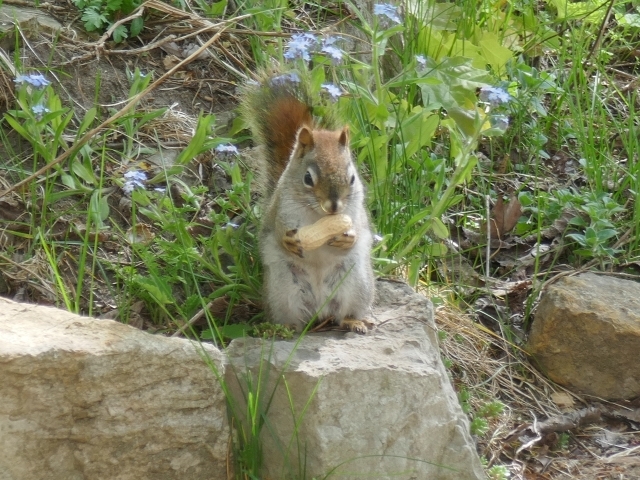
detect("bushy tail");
top-left (240, 70), bottom-right (338, 195)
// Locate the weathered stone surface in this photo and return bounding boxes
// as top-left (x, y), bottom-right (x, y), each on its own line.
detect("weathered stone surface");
top-left (528, 272), bottom-right (640, 400)
top-left (0, 298), bottom-right (228, 480)
top-left (0, 5), bottom-right (62, 50)
top-left (226, 279), bottom-right (484, 480)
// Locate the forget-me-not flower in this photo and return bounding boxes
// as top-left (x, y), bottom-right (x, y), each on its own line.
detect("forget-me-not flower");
top-left (321, 84), bottom-right (342, 101)
top-left (215, 144), bottom-right (239, 155)
top-left (479, 86), bottom-right (511, 107)
top-left (14, 73), bottom-right (51, 88)
top-left (283, 33), bottom-right (318, 62)
top-left (270, 72), bottom-right (301, 86)
top-left (374, 3), bottom-right (401, 25)
top-left (321, 37), bottom-right (343, 64)
top-left (122, 170), bottom-right (147, 195)
top-left (31, 104), bottom-right (50, 116)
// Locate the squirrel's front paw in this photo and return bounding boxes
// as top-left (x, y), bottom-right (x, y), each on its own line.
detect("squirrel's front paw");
top-left (283, 229), bottom-right (304, 258)
top-left (327, 228), bottom-right (357, 249)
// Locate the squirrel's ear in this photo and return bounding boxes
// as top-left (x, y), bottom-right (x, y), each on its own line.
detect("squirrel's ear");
top-left (297, 127), bottom-right (314, 149)
top-left (338, 126), bottom-right (350, 147)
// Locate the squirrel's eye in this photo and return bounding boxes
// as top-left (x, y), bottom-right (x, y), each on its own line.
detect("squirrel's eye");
top-left (303, 171), bottom-right (314, 187)
top-left (350, 174), bottom-right (356, 185)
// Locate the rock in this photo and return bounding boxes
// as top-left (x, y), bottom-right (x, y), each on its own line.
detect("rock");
top-left (225, 279), bottom-right (484, 480)
top-left (528, 272), bottom-right (640, 400)
top-left (0, 298), bottom-right (228, 480)
top-left (0, 5), bottom-right (62, 51)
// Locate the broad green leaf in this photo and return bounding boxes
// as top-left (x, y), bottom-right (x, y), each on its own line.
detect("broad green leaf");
top-left (77, 107), bottom-right (97, 137)
top-left (106, 0), bottom-right (123, 11)
top-left (135, 276), bottom-right (173, 305)
top-left (130, 17), bottom-right (144, 37)
top-left (596, 229), bottom-right (617, 242)
top-left (220, 324), bottom-right (250, 339)
top-left (3, 115), bottom-right (34, 142)
top-left (430, 217), bottom-right (449, 239)
top-left (82, 8), bottom-right (108, 30)
top-left (60, 174), bottom-right (76, 190)
top-left (478, 32), bottom-right (513, 73)
top-left (209, 0), bottom-right (227, 15)
top-left (174, 114), bottom-right (216, 165)
top-left (397, 109), bottom-right (439, 158)
top-left (424, 56), bottom-right (493, 91)
top-left (112, 25), bottom-right (128, 43)
top-left (446, 107), bottom-right (482, 138)
top-left (72, 159), bottom-right (97, 184)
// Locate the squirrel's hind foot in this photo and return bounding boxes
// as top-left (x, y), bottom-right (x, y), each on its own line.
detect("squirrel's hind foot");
top-left (341, 317), bottom-right (372, 335)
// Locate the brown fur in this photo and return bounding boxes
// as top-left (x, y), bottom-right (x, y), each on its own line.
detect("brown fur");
top-left (262, 97), bottom-right (313, 185)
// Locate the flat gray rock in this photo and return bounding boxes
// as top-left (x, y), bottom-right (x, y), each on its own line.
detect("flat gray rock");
top-left (0, 299), bottom-right (228, 480)
top-left (226, 279), bottom-right (484, 480)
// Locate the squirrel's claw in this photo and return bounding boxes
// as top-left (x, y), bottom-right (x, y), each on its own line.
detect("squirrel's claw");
top-left (341, 317), bottom-right (369, 334)
top-left (327, 229), bottom-right (357, 249)
top-left (283, 229), bottom-right (304, 258)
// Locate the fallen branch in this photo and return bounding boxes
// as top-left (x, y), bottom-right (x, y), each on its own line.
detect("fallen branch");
top-left (507, 405), bottom-right (604, 453)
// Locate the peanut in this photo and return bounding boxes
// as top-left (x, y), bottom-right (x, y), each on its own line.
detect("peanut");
top-left (297, 214), bottom-right (353, 250)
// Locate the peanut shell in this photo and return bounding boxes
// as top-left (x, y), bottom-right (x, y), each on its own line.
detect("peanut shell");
top-left (297, 214), bottom-right (353, 250)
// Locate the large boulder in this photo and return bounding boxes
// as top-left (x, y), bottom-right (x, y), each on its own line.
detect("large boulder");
top-left (0, 299), bottom-right (228, 480)
top-left (225, 279), bottom-right (485, 480)
top-left (528, 272), bottom-right (640, 400)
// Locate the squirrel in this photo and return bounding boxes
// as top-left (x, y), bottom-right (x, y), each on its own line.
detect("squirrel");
top-left (241, 71), bottom-right (375, 334)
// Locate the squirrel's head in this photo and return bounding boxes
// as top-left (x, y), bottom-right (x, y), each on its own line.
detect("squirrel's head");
top-left (291, 126), bottom-right (359, 215)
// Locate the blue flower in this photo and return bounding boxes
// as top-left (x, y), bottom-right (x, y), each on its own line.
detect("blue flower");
top-left (283, 33), bottom-right (318, 62)
top-left (321, 83), bottom-right (342, 101)
top-left (321, 37), bottom-right (343, 64)
top-left (490, 114), bottom-right (509, 131)
top-left (14, 73), bottom-right (51, 88)
top-left (416, 55), bottom-right (426, 67)
top-left (31, 104), bottom-right (50, 115)
top-left (270, 72), bottom-right (301, 86)
top-left (122, 170), bottom-right (147, 194)
top-left (374, 4), bottom-right (401, 25)
top-left (215, 144), bottom-right (239, 155)
top-left (479, 86), bottom-right (511, 106)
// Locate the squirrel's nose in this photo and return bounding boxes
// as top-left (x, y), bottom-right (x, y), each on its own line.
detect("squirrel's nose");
top-left (321, 199), bottom-right (343, 214)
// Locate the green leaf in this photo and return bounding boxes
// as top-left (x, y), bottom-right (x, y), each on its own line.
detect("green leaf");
top-left (89, 191), bottom-right (110, 228)
top-left (135, 276), bottom-right (174, 305)
top-left (566, 233), bottom-right (586, 246)
top-left (130, 16), bottom-right (144, 37)
top-left (106, 0), bottom-right (123, 12)
top-left (220, 324), bottom-right (250, 339)
top-left (478, 32), bottom-right (514, 73)
top-left (60, 174), bottom-right (77, 190)
top-left (596, 229), bottom-right (617, 242)
top-left (3, 114), bottom-right (35, 143)
top-left (72, 159), bottom-right (97, 184)
top-left (430, 217), bottom-right (449, 239)
top-left (174, 114), bottom-right (216, 165)
top-left (112, 24), bottom-right (128, 43)
top-left (77, 107), bottom-right (97, 137)
top-left (420, 56), bottom-right (492, 109)
top-left (397, 109), bottom-right (439, 158)
top-left (82, 8), bottom-right (108, 30)
top-left (446, 107), bottom-right (482, 138)
top-left (209, 0), bottom-right (227, 15)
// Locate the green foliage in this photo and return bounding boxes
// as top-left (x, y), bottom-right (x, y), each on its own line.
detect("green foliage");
top-left (458, 387), bottom-right (504, 437)
top-left (73, 0), bottom-right (144, 42)
top-left (486, 464), bottom-right (510, 480)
